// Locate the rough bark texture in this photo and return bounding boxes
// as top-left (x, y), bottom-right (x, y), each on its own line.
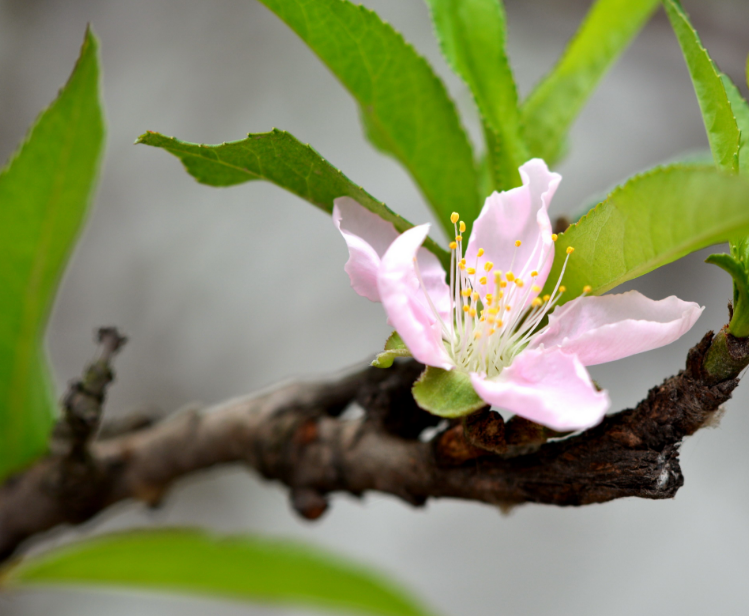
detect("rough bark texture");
top-left (0, 328), bottom-right (745, 563)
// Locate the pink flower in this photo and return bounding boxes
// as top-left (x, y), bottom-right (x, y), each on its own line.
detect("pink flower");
top-left (333, 159), bottom-right (702, 431)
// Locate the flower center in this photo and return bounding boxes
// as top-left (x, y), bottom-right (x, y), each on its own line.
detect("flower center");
top-left (416, 212), bottom-right (587, 378)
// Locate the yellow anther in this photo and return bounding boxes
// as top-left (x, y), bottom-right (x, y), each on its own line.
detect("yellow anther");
top-left (474, 331), bottom-right (482, 339)
top-left (515, 240), bottom-right (522, 247)
top-left (531, 297), bottom-right (543, 308)
top-left (559, 286), bottom-right (566, 293)
top-left (485, 293), bottom-right (493, 302)
top-left (467, 267), bottom-right (476, 275)
top-left (566, 246), bottom-right (575, 255)
top-left (515, 279), bottom-right (524, 288)
top-left (477, 248), bottom-right (485, 257)
top-left (449, 241), bottom-right (457, 250)
top-left (459, 221), bottom-right (466, 233)
top-left (489, 328), bottom-right (496, 335)
top-left (543, 294), bottom-right (551, 302)
top-left (505, 305), bottom-right (512, 312)
top-left (480, 316), bottom-right (486, 322)
top-left (531, 270), bottom-right (538, 277)
top-left (459, 262), bottom-right (466, 270)
top-left (461, 289), bottom-right (471, 297)
top-left (463, 305), bottom-right (470, 313)
top-left (484, 261), bottom-right (494, 272)
top-left (583, 285), bottom-right (592, 293)
top-left (488, 308), bottom-right (499, 315)
top-left (451, 212), bottom-right (459, 224)
top-left (498, 290), bottom-right (504, 299)
top-left (472, 292), bottom-right (480, 301)
top-left (551, 234), bottom-right (558, 242)
top-left (469, 308), bottom-right (477, 317)
top-left (479, 276), bottom-right (488, 285)
top-left (455, 235), bottom-right (463, 242)
top-left (496, 319), bottom-right (503, 327)
top-left (488, 316), bottom-right (495, 324)
top-left (506, 271), bottom-right (515, 282)
top-left (500, 281), bottom-right (507, 288)
top-left (532, 285), bottom-right (541, 293)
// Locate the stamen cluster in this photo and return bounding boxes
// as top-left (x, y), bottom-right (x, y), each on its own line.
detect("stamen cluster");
top-left (416, 212), bottom-right (587, 378)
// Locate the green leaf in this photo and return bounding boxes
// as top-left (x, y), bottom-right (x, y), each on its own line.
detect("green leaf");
top-left (705, 253), bottom-right (748, 297)
top-left (372, 331), bottom-right (411, 369)
top-left (412, 367), bottom-right (485, 418)
top-left (706, 252), bottom-right (749, 337)
top-left (543, 165), bottom-right (749, 302)
top-left (720, 73), bottom-right (749, 177)
top-left (521, 0), bottom-right (658, 165)
top-left (663, 0), bottom-right (740, 174)
top-left (570, 150), bottom-right (715, 224)
top-left (424, 0), bottom-right (528, 191)
top-left (2, 529), bottom-right (435, 616)
top-left (137, 130), bottom-right (450, 269)
top-left (0, 27), bottom-right (105, 481)
top-left (256, 0), bottom-right (480, 235)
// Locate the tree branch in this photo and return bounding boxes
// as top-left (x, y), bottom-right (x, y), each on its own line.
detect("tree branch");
top-left (1, 327), bottom-right (747, 563)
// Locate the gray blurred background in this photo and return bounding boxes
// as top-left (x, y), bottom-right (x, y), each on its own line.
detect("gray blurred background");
top-left (2, 0), bottom-right (749, 614)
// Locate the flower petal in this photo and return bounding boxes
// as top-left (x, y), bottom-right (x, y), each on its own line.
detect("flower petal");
top-left (530, 291), bottom-right (703, 366)
top-left (333, 197), bottom-right (450, 312)
top-left (378, 225), bottom-right (453, 370)
top-left (470, 347), bottom-right (610, 431)
top-left (333, 197), bottom-right (400, 302)
top-left (465, 159), bottom-right (561, 298)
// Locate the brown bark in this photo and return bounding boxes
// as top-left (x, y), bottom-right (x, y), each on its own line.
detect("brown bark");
top-left (0, 328), bottom-right (745, 563)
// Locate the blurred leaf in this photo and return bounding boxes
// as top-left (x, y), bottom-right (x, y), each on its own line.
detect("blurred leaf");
top-left (412, 367), bottom-right (485, 418)
top-left (2, 529), bottom-right (436, 616)
top-left (663, 0), bottom-right (739, 173)
top-left (720, 74), bottom-right (749, 177)
top-left (137, 130), bottom-right (449, 268)
top-left (424, 0), bottom-right (527, 191)
top-left (372, 331), bottom-right (411, 369)
top-left (256, 0), bottom-right (480, 235)
top-left (521, 0), bottom-right (658, 165)
top-left (543, 165), bottom-right (749, 302)
top-left (0, 27), bottom-right (105, 481)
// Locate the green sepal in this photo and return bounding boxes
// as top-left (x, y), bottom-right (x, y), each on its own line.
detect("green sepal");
top-left (372, 332), bottom-right (412, 369)
top-left (412, 367), bottom-right (486, 418)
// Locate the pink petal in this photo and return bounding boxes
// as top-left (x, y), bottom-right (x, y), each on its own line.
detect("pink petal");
top-left (333, 198), bottom-right (450, 313)
top-left (529, 291), bottom-right (703, 366)
top-left (470, 347), bottom-right (610, 431)
top-left (378, 225), bottom-right (453, 370)
top-left (465, 159), bottom-right (561, 299)
top-left (333, 197), bottom-right (400, 302)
